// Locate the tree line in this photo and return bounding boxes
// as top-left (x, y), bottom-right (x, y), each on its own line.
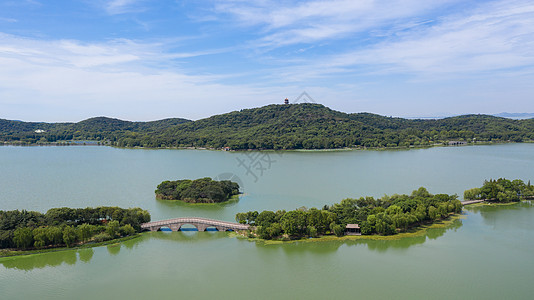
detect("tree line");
top-left (0, 206), bottom-right (150, 250)
top-left (2, 104), bottom-right (533, 150)
top-left (464, 178), bottom-right (534, 202)
top-left (155, 178), bottom-right (240, 203)
top-left (236, 187), bottom-right (463, 240)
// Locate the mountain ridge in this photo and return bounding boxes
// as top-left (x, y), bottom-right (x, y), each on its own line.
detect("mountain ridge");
top-left (1, 103), bottom-right (533, 149)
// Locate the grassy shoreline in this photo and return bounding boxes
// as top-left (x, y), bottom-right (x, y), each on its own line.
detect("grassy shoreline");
top-left (464, 199), bottom-right (532, 208)
top-left (0, 234), bottom-right (141, 258)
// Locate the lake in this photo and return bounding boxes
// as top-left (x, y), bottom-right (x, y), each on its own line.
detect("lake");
top-left (1, 144), bottom-right (533, 299)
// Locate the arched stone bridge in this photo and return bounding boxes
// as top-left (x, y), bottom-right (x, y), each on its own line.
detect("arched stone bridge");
top-left (141, 217), bottom-right (250, 232)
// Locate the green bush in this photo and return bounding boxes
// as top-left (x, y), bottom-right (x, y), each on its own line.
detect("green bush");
top-left (92, 232), bottom-right (113, 243)
top-left (333, 225), bottom-right (345, 237)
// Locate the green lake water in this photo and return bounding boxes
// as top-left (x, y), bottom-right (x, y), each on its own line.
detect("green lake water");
top-left (1, 144), bottom-right (534, 299)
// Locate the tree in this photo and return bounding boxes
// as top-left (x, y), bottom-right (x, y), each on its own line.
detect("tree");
top-left (428, 206), bottom-right (439, 220)
top-left (464, 188), bottom-right (481, 200)
top-left (246, 211), bottom-right (259, 225)
top-left (63, 226), bottom-right (78, 247)
top-left (106, 220), bottom-right (120, 238)
top-left (307, 226), bottom-right (318, 238)
top-left (412, 187), bottom-right (431, 198)
top-left (256, 211), bottom-right (276, 227)
top-left (255, 226), bottom-right (270, 239)
top-left (46, 226), bottom-right (64, 245)
top-left (386, 205), bottom-right (402, 215)
top-left (414, 204), bottom-right (427, 221)
top-left (375, 213), bottom-right (395, 235)
top-left (235, 213), bottom-right (248, 224)
top-left (392, 214), bottom-right (409, 232)
top-left (360, 221), bottom-right (374, 235)
top-left (120, 224), bottom-right (135, 237)
top-left (332, 225), bottom-right (345, 237)
top-left (267, 223), bottom-right (282, 238)
top-left (281, 210), bottom-right (307, 236)
top-left (78, 223), bottom-right (93, 242)
top-left (33, 227), bottom-right (50, 248)
top-left (13, 227), bottom-right (34, 249)
top-left (437, 203), bottom-right (448, 218)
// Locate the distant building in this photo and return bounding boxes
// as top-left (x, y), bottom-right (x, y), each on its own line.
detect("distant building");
top-left (34, 129), bottom-right (46, 133)
top-left (345, 224), bottom-right (361, 235)
top-left (448, 141), bottom-right (467, 146)
top-left (284, 98), bottom-right (289, 104)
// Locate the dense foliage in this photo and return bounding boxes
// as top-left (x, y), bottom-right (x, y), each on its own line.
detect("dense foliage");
top-left (236, 187), bottom-right (462, 240)
top-left (0, 116), bottom-right (190, 145)
top-left (0, 207), bottom-right (150, 250)
top-left (2, 104), bottom-right (533, 149)
top-left (464, 178), bottom-right (534, 202)
top-left (155, 177), bottom-right (240, 203)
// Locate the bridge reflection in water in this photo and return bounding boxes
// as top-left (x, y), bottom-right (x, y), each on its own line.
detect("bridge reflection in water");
top-left (141, 217), bottom-right (250, 232)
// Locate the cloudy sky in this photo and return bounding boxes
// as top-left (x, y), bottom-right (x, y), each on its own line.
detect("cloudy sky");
top-left (1, 0), bottom-right (533, 122)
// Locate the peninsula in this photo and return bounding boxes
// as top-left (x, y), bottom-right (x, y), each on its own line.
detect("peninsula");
top-left (0, 206), bottom-right (151, 255)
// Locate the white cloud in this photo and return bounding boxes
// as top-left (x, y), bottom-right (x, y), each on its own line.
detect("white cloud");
top-left (0, 17), bottom-right (18, 23)
top-left (345, 0), bottom-right (534, 75)
top-left (252, 0), bottom-right (534, 81)
top-left (103, 0), bottom-right (145, 15)
top-left (214, 0), bottom-right (459, 47)
top-left (2, 0), bottom-right (534, 121)
top-left (0, 33), bottom-right (280, 121)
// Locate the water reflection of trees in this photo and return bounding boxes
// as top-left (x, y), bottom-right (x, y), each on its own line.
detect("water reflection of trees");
top-left (252, 218), bottom-right (463, 254)
top-left (465, 201), bottom-right (533, 230)
top-left (78, 248), bottom-right (93, 263)
top-left (277, 240), bottom-right (344, 254)
top-left (155, 196), bottom-right (240, 211)
top-left (0, 248), bottom-right (94, 271)
top-left (347, 219), bottom-right (463, 253)
top-left (107, 244), bottom-right (121, 256)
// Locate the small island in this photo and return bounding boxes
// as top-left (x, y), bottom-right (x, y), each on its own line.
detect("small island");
top-left (236, 187), bottom-right (463, 240)
top-left (0, 206), bottom-right (151, 255)
top-left (155, 177), bottom-right (240, 203)
top-left (464, 178), bottom-right (534, 202)
top-left (236, 178), bottom-right (533, 241)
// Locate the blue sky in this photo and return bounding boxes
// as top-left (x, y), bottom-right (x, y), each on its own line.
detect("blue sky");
top-left (1, 0), bottom-right (534, 121)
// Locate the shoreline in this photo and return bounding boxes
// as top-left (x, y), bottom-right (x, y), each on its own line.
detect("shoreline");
top-left (155, 194), bottom-right (240, 205)
top-left (2, 140), bottom-right (530, 152)
top-left (0, 234), bottom-right (141, 259)
top-left (1, 215), bottom-right (462, 257)
top-left (464, 199), bottom-right (532, 208)
top-left (231, 213), bottom-right (465, 245)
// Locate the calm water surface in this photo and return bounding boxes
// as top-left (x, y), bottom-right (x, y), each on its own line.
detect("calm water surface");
top-left (1, 144), bottom-right (533, 299)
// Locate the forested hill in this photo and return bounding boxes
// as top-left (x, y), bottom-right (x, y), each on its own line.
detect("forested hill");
top-left (1, 104), bottom-right (533, 149)
top-left (0, 117), bottom-right (190, 143)
top-left (138, 104), bottom-right (534, 149)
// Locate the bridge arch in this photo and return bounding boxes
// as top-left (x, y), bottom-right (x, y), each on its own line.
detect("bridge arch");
top-left (141, 217), bottom-right (250, 232)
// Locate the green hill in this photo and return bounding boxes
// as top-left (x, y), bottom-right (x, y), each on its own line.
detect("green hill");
top-left (2, 104), bottom-right (533, 149)
top-left (0, 116), bottom-right (190, 145)
top-left (129, 104), bottom-right (534, 149)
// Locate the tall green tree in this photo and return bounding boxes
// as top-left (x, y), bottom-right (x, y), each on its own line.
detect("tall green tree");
top-left (13, 227), bottom-right (34, 249)
top-left (63, 226), bottom-right (78, 247)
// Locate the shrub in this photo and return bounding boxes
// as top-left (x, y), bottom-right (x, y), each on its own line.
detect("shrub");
top-left (333, 225), bottom-right (345, 237)
top-left (92, 232), bottom-right (112, 243)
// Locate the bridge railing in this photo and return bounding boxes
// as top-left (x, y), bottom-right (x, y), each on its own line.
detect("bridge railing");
top-left (141, 217), bottom-right (249, 229)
